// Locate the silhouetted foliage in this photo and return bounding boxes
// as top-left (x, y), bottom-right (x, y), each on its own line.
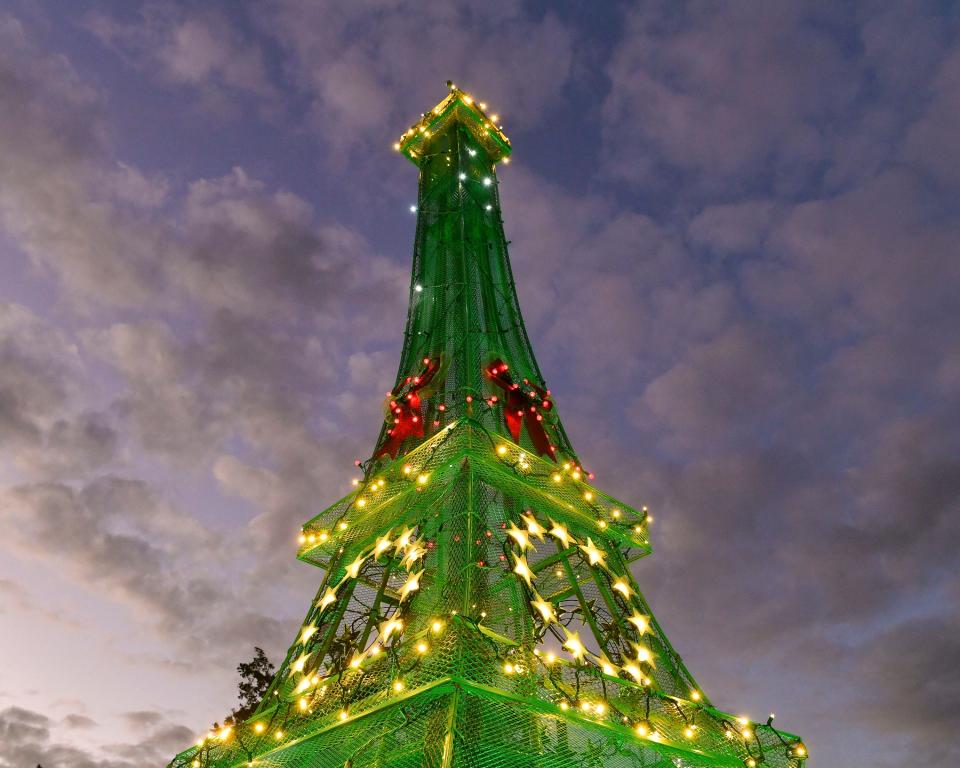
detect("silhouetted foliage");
top-left (231, 646), bottom-right (275, 722)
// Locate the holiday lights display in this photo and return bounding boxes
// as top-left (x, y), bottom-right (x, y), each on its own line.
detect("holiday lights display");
top-left (168, 83), bottom-right (806, 768)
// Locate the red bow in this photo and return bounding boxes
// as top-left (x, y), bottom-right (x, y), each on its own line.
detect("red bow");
top-left (375, 358), bottom-right (441, 459)
top-left (485, 359), bottom-right (556, 461)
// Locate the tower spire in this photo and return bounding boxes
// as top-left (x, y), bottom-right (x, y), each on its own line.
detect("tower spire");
top-left (375, 83), bottom-right (576, 463)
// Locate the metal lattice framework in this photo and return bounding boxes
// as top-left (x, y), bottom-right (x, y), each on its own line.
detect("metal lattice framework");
top-left (168, 83), bottom-right (807, 768)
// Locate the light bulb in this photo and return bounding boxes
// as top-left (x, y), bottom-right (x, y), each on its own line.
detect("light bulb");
top-left (409, 205), bottom-right (417, 213)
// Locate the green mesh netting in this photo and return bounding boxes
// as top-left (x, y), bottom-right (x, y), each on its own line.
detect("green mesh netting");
top-left (167, 86), bottom-right (806, 768)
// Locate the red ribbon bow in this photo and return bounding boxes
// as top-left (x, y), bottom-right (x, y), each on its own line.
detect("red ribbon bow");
top-left (375, 358), bottom-right (441, 459)
top-left (485, 359), bottom-right (556, 461)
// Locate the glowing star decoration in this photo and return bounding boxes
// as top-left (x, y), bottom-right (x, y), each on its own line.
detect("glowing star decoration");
top-left (520, 513), bottom-right (546, 541)
top-left (399, 570), bottom-right (423, 602)
top-left (506, 522), bottom-right (533, 551)
top-left (579, 537), bottom-right (606, 567)
top-left (317, 588), bottom-right (338, 610)
top-left (530, 596), bottom-right (556, 623)
top-left (301, 625), bottom-right (318, 643)
top-left (394, 528), bottom-right (416, 555)
top-left (548, 519), bottom-right (575, 548)
top-left (563, 632), bottom-right (586, 660)
top-left (599, 656), bottom-right (617, 676)
top-left (345, 553), bottom-right (367, 579)
top-left (379, 617), bottom-right (404, 643)
top-left (292, 653), bottom-right (309, 673)
top-left (632, 643), bottom-right (653, 664)
top-left (611, 579), bottom-right (633, 598)
top-left (401, 539), bottom-right (427, 569)
top-left (374, 533), bottom-right (393, 558)
top-left (627, 612), bottom-right (650, 635)
top-left (623, 661), bottom-right (644, 681)
top-left (512, 554), bottom-right (535, 587)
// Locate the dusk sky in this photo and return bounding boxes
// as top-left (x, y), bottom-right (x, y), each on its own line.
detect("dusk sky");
top-left (2, 2), bottom-right (959, 766)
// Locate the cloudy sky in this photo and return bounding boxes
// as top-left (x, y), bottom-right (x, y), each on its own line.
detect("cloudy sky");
top-left (1, 1), bottom-right (958, 766)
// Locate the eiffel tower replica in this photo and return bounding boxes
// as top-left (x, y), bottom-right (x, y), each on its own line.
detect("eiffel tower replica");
top-left (169, 83), bottom-right (807, 768)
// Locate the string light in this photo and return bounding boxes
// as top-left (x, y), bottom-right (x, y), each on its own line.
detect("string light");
top-left (512, 554), bottom-right (534, 587)
top-left (531, 597), bottom-right (556, 623)
top-left (399, 570), bottom-right (423, 601)
top-left (578, 537), bottom-right (606, 567)
top-left (506, 522), bottom-right (532, 550)
top-left (549, 519), bottom-right (574, 548)
top-left (563, 632), bottom-right (586, 660)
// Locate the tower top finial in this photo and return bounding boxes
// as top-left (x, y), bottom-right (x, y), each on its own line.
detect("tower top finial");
top-left (394, 83), bottom-right (512, 166)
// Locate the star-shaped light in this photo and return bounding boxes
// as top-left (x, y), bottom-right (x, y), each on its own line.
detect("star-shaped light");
top-left (548, 519), bottom-right (575, 548)
top-left (623, 661), bottom-right (644, 681)
top-left (513, 554), bottom-right (535, 587)
top-left (627, 612), bottom-right (650, 635)
top-left (506, 522), bottom-right (532, 551)
top-left (292, 653), bottom-right (309, 673)
top-left (399, 570), bottom-right (422, 602)
top-left (346, 553), bottom-right (367, 579)
top-left (563, 631), bottom-right (586, 660)
top-left (317, 587), bottom-right (338, 610)
top-left (402, 538), bottom-right (427, 569)
top-left (520, 513), bottom-right (546, 541)
top-left (530, 596), bottom-right (556, 623)
top-left (374, 532), bottom-right (393, 558)
top-left (632, 643), bottom-right (653, 664)
top-left (394, 527), bottom-right (416, 555)
top-left (611, 578), bottom-right (632, 598)
top-left (599, 655), bottom-right (618, 676)
top-left (579, 537), bottom-right (606, 567)
top-left (379, 617), bottom-right (404, 643)
top-left (301, 625), bottom-right (318, 643)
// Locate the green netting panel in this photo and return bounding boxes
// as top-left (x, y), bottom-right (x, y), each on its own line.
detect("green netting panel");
top-left (166, 86), bottom-right (807, 768)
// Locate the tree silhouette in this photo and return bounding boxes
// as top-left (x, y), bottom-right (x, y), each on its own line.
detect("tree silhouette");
top-left (231, 647), bottom-right (274, 722)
